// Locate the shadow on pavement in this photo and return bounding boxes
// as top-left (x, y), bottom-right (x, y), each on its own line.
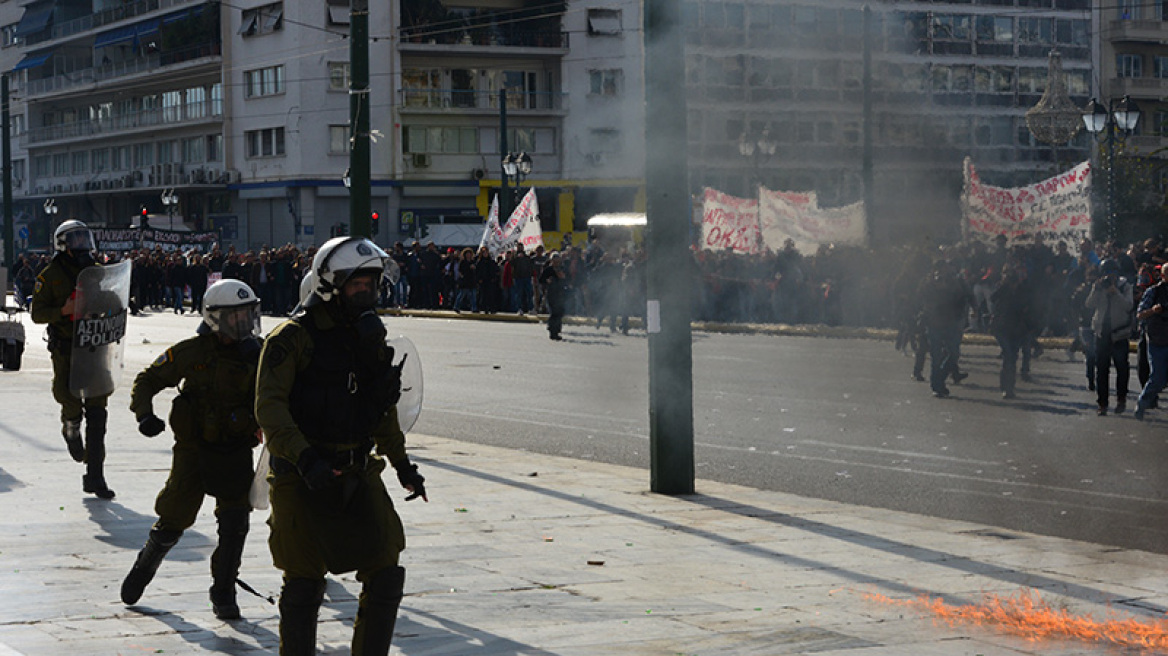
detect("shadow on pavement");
top-left (84, 497), bottom-right (208, 560)
top-left (396, 607), bottom-right (557, 656)
top-left (0, 465), bottom-right (26, 493)
top-left (427, 458), bottom-right (1168, 619)
top-left (133, 607), bottom-right (280, 655)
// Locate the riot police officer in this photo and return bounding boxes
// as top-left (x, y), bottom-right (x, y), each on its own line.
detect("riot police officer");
top-left (121, 279), bottom-right (264, 619)
top-left (30, 219), bottom-right (115, 499)
top-left (256, 236), bottom-right (426, 656)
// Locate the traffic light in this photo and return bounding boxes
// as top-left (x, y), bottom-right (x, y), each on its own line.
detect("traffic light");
top-left (371, 211), bottom-right (380, 235)
top-left (139, 206), bottom-right (150, 228)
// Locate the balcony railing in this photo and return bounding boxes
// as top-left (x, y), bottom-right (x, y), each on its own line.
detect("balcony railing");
top-left (26, 0), bottom-right (196, 45)
top-left (25, 103), bottom-right (223, 146)
top-left (1109, 19), bottom-right (1168, 44)
top-left (26, 41), bottom-right (220, 97)
top-left (399, 88), bottom-right (566, 111)
top-left (398, 27), bottom-right (568, 49)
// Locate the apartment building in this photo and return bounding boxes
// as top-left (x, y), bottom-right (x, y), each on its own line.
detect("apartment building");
top-left (1100, 1), bottom-right (1168, 163)
top-left (681, 0), bottom-right (1095, 245)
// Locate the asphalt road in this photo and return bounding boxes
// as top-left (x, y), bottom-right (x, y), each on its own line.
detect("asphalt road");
top-left (389, 315), bottom-right (1168, 555)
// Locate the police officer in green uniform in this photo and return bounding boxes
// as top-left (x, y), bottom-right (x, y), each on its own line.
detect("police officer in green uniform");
top-left (256, 236), bottom-right (426, 656)
top-left (121, 279), bottom-right (264, 619)
top-left (30, 219), bottom-right (114, 499)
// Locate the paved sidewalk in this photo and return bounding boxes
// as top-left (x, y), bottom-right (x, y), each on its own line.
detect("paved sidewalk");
top-left (0, 309), bottom-right (1162, 655)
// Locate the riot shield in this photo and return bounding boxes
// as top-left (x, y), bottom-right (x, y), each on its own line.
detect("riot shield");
top-left (69, 260), bottom-right (131, 399)
top-left (389, 336), bottom-right (423, 433)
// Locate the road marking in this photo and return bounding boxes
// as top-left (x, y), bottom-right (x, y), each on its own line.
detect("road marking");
top-left (797, 439), bottom-right (1002, 466)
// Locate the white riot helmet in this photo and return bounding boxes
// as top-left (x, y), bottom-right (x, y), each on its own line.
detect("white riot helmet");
top-left (53, 219), bottom-right (95, 254)
top-left (202, 279), bottom-right (262, 341)
top-left (306, 236), bottom-right (390, 307)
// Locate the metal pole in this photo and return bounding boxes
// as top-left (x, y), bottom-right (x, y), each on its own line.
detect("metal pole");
top-left (2, 75), bottom-right (12, 269)
top-left (348, 0), bottom-right (371, 237)
top-left (644, 0), bottom-right (694, 494)
top-left (499, 88), bottom-right (511, 224)
top-left (862, 5), bottom-right (874, 246)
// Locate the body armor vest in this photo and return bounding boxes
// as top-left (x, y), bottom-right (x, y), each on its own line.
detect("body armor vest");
top-left (288, 311), bottom-right (398, 446)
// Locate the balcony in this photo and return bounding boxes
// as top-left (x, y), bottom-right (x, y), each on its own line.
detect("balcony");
top-left (1108, 76), bottom-right (1168, 100)
top-left (398, 27), bottom-right (568, 54)
top-left (1108, 19), bottom-right (1168, 44)
top-left (26, 0), bottom-right (199, 46)
top-left (24, 104), bottom-right (223, 147)
top-left (398, 88), bottom-right (567, 113)
top-left (25, 41), bottom-right (220, 98)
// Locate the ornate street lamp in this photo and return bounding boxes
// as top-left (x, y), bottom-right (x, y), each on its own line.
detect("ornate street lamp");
top-left (1025, 50), bottom-right (1083, 147)
top-left (738, 127), bottom-right (777, 188)
top-left (501, 151), bottom-right (533, 216)
top-left (1082, 95), bottom-right (1141, 240)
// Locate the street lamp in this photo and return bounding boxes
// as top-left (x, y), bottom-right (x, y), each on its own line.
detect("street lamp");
top-left (737, 127), bottom-right (777, 188)
top-left (342, 167), bottom-right (352, 189)
top-left (501, 151), bottom-right (533, 219)
top-left (1082, 95), bottom-right (1141, 240)
top-left (43, 198), bottom-right (57, 225)
top-left (161, 188), bottom-right (179, 230)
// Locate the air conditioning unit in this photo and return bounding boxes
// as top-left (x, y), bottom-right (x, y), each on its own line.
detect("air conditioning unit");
top-left (471, 167), bottom-right (486, 180)
top-left (412, 153), bottom-right (431, 167)
top-left (123, 175), bottom-right (134, 188)
top-left (71, 183), bottom-right (81, 192)
top-left (206, 168), bottom-right (220, 184)
top-left (226, 169), bottom-right (241, 184)
top-left (188, 171), bottom-right (199, 184)
top-left (101, 180), bottom-right (111, 189)
top-left (51, 184), bottom-right (62, 193)
top-left (133, 170), bottom-right (144, 183)
top-left (35, 185), bottom-right (48, 195)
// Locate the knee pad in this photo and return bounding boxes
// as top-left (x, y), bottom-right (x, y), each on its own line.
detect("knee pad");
top-left (364, 566), bottom-right (405, 604)
top-left (281, 578), bottom-right (325, 608)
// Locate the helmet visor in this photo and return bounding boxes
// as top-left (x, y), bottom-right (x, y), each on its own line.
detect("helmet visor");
top-left (63, 229), bottom-right (96, 253)
top-left (210, 304), bottom-right (262, 341)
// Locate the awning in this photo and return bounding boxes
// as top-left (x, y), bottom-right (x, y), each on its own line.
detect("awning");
top-left (587, 213), bottom-right (646, 227)
top-left (12, 51), bottom-right (51, 71)
top-left (93, 18), bottom-right (160, 48)
top-left (14, 2), bottom-right (54, 38)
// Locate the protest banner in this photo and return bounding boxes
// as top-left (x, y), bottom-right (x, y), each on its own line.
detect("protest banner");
top-left (700, 187), bottom-right (761, 254)
top-left (481, 189), bottom-right (540, 256)
top-left (92, 227), bottom-right (221, 253)
top-left (961, 157), bottom-right (1092, 244)
top-left (758, 187), bottom-right (865, 254)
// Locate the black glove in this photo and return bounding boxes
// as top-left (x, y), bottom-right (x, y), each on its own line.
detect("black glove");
top-left (296, 448), bottom-right (337, 491)
top-left (138, 414), bottom-right (166, 437)
top-left (394, 460), bottom-right (427, 501)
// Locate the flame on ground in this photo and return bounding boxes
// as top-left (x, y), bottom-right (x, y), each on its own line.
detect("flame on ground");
top-left (864, 589), bottom-right (1168, 649)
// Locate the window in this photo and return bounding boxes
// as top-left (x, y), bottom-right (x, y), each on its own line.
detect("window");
top-left (163, 90), bottom-right (182, 122)
top-left (1155, 111), bottom-right (1168, 136)
top-left (245, 127), bottom-right (285, 157)
top-left (207, 134), bottom-right (222, 162)
top-left (112, 145), bottom-right (130, 170)
top-left (182, 137), bottom-right (204, 163)
top-left (1156, 56), bottom-right (1168, 79)
top-left (158, 140), bottom-right (175, 163)
top-left (240, 2), bottom-right (282, 37)
top-left (329, 125), bottom-right (350, 154)
top-left (402, 68), bottom-right (441, 107)
top-left (931, 14), bottom-right (970, 41)
top-left (1017, 17), bottom-right (1050, 44)
top-left (2, 23), bottom-right (22, 48)
top-left (403, 126), bottom-right (478, 154)
top-left (1118, 0), bottom-right (1140, 19)
top-left (328, 62), bottom-right (350, 91)
top-left (587, 8), bottom-right (621, 36)
top-left (1118, 54), bottom-right (1143, 78)
top-left (1055, 19), bottom-right (1088, 46)
top-left (133, 143), bottom-right (153, 168)
top-left (52, 153), bottom-right (67, 176)
top-left (589, 69), bottom-right (622, 96)
top-left (245, 65), bottom-right (284, 98)
top-left (71, 151), bottom-right (87, 175)
top-left (33, 155), bottom-right (48, 177)
top-left (91, 148), bottom-right (109, 172)
top-left (327, 0), bottom-right (349, 25)
top-left (186, 86), bottom-right (207, 119)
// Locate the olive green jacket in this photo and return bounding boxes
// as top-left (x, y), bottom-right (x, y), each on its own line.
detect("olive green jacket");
top-left (29, 254), bottom-right (86, 340)
top-left (131, 333), bottom-right (261, 446)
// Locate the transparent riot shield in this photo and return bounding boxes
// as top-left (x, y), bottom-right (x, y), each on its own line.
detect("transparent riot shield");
top-left (389, 336), bottom-right (423, 434)
top-left (69, 260), bottom-right (131, 399)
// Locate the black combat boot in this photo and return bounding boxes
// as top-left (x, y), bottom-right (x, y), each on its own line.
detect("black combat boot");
top-left (82, 406), bottom-right (114, 499)
top-left (121, 526), bottom-right (182, 605)
top-left (351, 566), bottom-right (405, 656)
top-left (279, 578), bottom-right (325, 656)
top-left (62, 417), bottom-right (85, 463)
top-left (209, 509), bottom-right (250, 620)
